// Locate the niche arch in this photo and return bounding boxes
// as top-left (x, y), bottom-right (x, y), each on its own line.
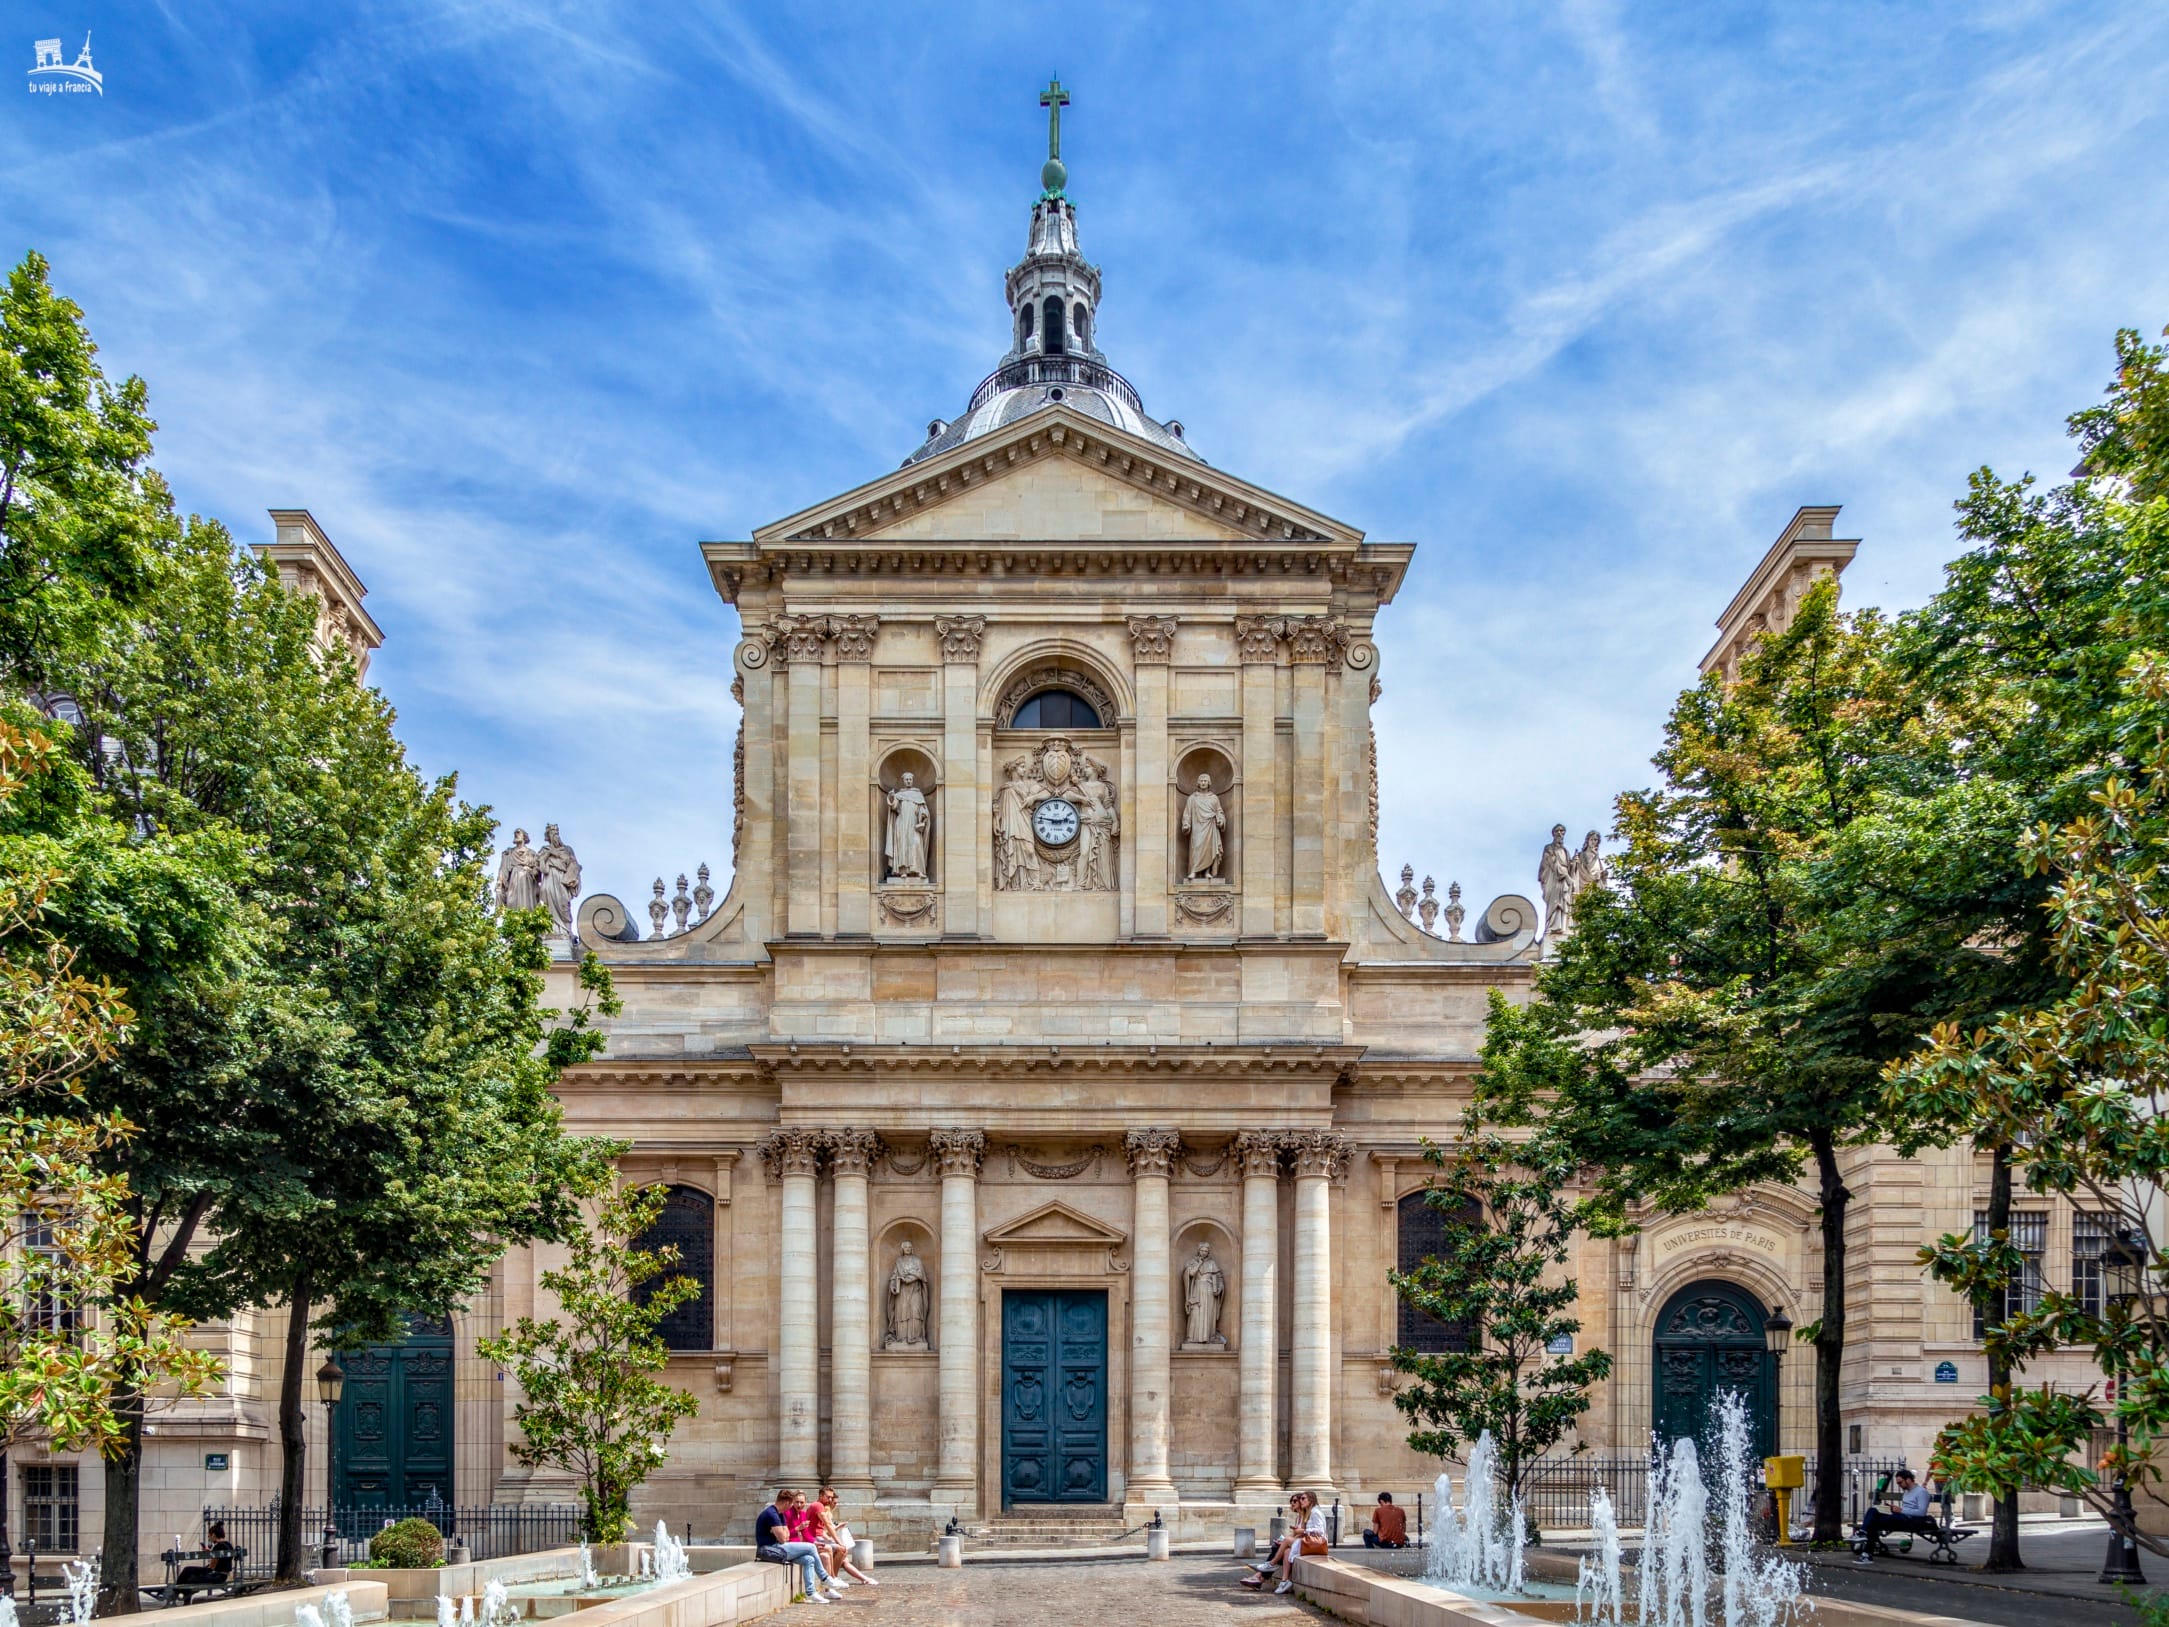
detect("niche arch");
top-left (874, 1217), bottom-right (938, 1353)
top-left (1171, 1217), bottom-right (1238, 1351)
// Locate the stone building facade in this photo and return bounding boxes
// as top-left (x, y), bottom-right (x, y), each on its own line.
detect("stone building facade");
top-left (7, 132), bottom-right (2122, 1580)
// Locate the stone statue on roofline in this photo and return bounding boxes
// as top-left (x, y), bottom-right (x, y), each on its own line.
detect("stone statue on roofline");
top-left (538, 823), bottom-right (581, 943)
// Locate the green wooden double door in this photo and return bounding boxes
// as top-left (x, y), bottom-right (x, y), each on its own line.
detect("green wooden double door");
top-left (334, 1317), bottom-right (455, 1513)
top-left (1651, 1280), bottom-right (1778, 1460)
top-left (1001, 1290), bottom-right (1107, 1505)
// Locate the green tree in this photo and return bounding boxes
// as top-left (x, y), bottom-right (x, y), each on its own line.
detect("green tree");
top-left (0, 252), bottom-right (161, 686)
top-left (480, 1178), bottom-right (701, 1543)
top-left (1388, 1036), bottom-right (1612, 1535)
top-left (0, 716), bottom-right (223, 1458)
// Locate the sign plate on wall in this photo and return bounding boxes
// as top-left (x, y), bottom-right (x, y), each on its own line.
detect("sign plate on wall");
top-left (1933, 1361), bottom-right (1958, 1384)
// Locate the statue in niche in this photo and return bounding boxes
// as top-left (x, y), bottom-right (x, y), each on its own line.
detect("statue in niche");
top-left (1076, 759), bottom-right (1118, 890)
top-left (538, 823), bottom-right (581, 940)
top-left (1180, 772), bottom-right (1227, 882)
top-left (990, 737), bottom-right (1119, 892)
top-left (884, 772), bottom-right (932, 881)
top-left (1181, 1241), bottom-right (1227, 1348)
top-left (884, 1241), bottom-right (930, 1350)
top-left (1538, 823), bottom-right (1574, 941)
top-left (495, 829), bottom-right (541, 912)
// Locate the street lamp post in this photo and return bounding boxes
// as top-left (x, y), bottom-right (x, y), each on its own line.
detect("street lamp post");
top-left (317, 1358), bottom-right (346, 1573)
top-left (1763, 1308), bottom-right (1793, 1450)
top-left (2099, 1231), bottom-right (2147, 1587)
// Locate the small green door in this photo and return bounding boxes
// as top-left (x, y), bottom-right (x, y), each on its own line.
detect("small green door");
top-left (1651, 1281), bottom-right (1776, 1459)
top-left (1001, 1290), bottom-right (1106, 1504)
top-left (335, 1317), bottom-right (455, 1518)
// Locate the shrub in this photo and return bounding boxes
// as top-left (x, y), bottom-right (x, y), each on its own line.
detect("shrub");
top-left (369, 1517), bottom-right (446, 1569)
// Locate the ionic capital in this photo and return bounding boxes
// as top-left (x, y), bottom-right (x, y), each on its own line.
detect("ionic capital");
top-left (1124, 1127), bottom-right (1182, 1179)
top-left (929, 1127), bottom-right (987, 1179)
top-left (934, 615), bottom-right (987, 663)
top-left (1125, 615), bottom-right (1178, 664)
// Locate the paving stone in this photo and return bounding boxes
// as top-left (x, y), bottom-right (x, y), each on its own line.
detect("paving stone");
top-left (821, 1556), bottom-right (1321, 1625)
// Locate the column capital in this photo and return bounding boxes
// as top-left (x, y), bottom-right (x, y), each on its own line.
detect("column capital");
top-left (825, 1128), bottom-right (886, 1176)
top-left (769, 614), bottom-right (830, 668)
top-left (830, 613), bottom-right (880, 662)
top-left (1125, 614), bottom-right (1178, 664)
top-left (934, 615), bottom-right (988, 662)
top-left (1233, 1130), bottom-right (1288, 1180)
top-left (1233, 615), bottom-right (1286, 664)
top-left (1286, 615), bottom-right (1349, 667)
top-left (929, 1127), bottom-right (987, 1179)
top-left (1288, 1129), bottom-right (1351, 1180)
top-left (759, 1127), bottom-right (824, 1180)
top-left (1124, 1127), bottom-right (1182, 1179)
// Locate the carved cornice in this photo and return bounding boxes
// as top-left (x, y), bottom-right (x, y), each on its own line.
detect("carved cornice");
top-left (1233, 616), bottom-right (1285, 664)
top-left (1287, 615), bottom-right (1349, 667)
top-left (1288, 1129), bottom-right (1352, 1180)
top-left (934, 615), bottom-right (987, 663)
top-left (1233, 1130), bottom-right (1288, 1180)
top-left (1125, 615), bottom-right (1178, 664)
top-left (1124, 1127), bottom-right (1182, 1179)
top-left (759, 1127), bottom-right (824, 1180)
top-left (745, 1042), bottom-right (1363, 1084)
top-left (830, 613), bottom-right (880, 662)
top-left (929, 1127), bottom-right (987, 1179)
top-left (825, 1127), bottom-right (885, 1176)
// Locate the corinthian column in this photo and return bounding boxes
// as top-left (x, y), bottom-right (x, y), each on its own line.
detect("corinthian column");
top-left (1288, 1130), bottom-right (1348, 1496)
top-left (826, 1129), bottom-right (883, 1489)
top-left (761, 1129), bottom-right (825, 1482)
top-left (1232, 1131), bottom-right (1286, 1498)
top-left (1125, 1127), bottom-right (1181, 1505)
top-left (930, 1128), bottom-right (986, 1510)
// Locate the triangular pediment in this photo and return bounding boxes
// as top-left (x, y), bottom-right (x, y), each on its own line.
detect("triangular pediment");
top-left (753, 406), bottom-right (1364, 549)
top-left (982, 1198), bottom-right (1129, 1250)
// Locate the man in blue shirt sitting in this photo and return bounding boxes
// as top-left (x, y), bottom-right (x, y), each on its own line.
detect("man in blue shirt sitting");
top-left (1856, 1470), bottom-right (1938, 1561)
top-left (755, 1489), bottom-right (837, 1603)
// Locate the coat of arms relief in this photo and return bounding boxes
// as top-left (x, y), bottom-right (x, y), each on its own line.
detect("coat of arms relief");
top-left (991, 735), bottom-right (1119, 892)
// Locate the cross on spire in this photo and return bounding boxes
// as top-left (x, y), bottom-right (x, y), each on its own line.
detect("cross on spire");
top-left (1040, 78), bottom-right (1069, 161)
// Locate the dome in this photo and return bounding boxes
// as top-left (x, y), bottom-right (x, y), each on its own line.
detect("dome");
top-left (902, 94), bottom-right (1201, 469)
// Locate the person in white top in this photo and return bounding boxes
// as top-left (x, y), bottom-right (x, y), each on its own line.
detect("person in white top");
top-left (1240, 1490), bottom-right (1328, 1595)
top-left (814, 1488), bottom-right (877, 1588)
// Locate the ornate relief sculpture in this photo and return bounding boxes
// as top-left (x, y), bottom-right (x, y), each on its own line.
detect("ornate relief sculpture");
top-left (991, 736), bottom-right (1119, 891)
top-left (1180, 772), bottom-right (1227, 882)
top-left (495, 829), bottom-right (541, 912)
top-left (1181, 1242), bottom-right (1227, 1349)
top-left (884, 1242), bottom-right (930, 1350)
top-left (538, 824), bottom-right (581, 940)
top-left (884, 772), bottom-right (933, 881)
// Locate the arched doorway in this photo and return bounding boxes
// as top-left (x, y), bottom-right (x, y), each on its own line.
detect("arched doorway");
top-left (1651, 1280), bottom-right (1776, 1459)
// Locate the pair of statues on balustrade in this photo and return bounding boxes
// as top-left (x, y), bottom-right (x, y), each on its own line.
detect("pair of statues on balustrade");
top-left (1538, 825), bottom-right (1608, 943)
top-left (494, 824), bottom-right (581, 938)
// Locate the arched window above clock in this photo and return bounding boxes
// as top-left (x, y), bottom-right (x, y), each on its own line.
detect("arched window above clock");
top-left (1010, 689), bottom-right (1102, 729)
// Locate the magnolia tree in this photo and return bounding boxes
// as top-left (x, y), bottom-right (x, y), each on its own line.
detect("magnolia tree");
top-left (1894, 655), bottom-right (2169, 1546)
top-left (480, 1178), bottom-right (701, 1542)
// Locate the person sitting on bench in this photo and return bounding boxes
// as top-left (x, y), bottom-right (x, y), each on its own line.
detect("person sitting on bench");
top-left (1857, 1471), bottom-right (1937, 1559)
top-left (175, 1524), bottom-right (237, 1588)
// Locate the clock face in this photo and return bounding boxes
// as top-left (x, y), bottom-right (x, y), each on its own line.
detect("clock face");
top-left (1033, 797), bottom-right (1081, 847)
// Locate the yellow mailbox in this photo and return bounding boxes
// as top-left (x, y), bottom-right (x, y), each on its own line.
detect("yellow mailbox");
top-left (1764, 1454), bottom-right (1805, 1544)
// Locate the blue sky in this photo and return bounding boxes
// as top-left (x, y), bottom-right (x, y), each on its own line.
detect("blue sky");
top-left (6, 1), bottom-right (2167, 922)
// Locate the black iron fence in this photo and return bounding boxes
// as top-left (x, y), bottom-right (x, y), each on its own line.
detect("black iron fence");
top-left (1803, 1457), bottom-right (1911, 1530)
top-left (201, 1503), bottom-right (583, 1576)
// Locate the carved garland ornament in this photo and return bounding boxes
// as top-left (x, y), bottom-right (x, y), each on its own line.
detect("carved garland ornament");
top-left (1004, 1145), bottom-right (1104, 1180)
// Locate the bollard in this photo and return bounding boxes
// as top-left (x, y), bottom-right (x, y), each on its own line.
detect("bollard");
top-left (1234, 1527), bottom-right (1257, 1559)
top-left (936, 1534), bottom-right (963, 1568)
top-left (852, 1538), bottom-right (874, 1572)
top-left (1146, 1528), bottom-right (1171, 1561)
top-left (1270, 1515), bottom-right (1285, 1546)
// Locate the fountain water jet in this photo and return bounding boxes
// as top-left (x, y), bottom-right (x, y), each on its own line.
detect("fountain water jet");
top-left (651, 1521), bottom-right (692, 1584)
top-left (1425, 1431), bottom-right (1527, 1594)
top-left (1575, 1487), bottom-right (1623, 1626)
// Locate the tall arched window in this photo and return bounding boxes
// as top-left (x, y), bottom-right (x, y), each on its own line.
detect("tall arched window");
top-left (1073, 302), bottom-right (1089, 348)
top-left (1397, 1189), bottom-right (1477, 1352)
top-left (634, 1184), bottom-right (716, 1351)
top-left (1019, 304), bottom-right (1035, 346)
top-left (1042, 295), bottom-right (1067, 355)
top-left (1011, 689), bottom-right (1102, 729)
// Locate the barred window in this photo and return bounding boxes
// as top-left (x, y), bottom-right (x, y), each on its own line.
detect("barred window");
top-left (1973, 1209), bottom-right (2047, 1338)
top-left (1397, 1190), bottom-right (1477, 1353)
top-left (19, 1213), bottom-right (83, 1339)
top-left (2073, 1213), bottom-right (2119, 1316)
top-left (23, 1462), bottom-right (80, 1551)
